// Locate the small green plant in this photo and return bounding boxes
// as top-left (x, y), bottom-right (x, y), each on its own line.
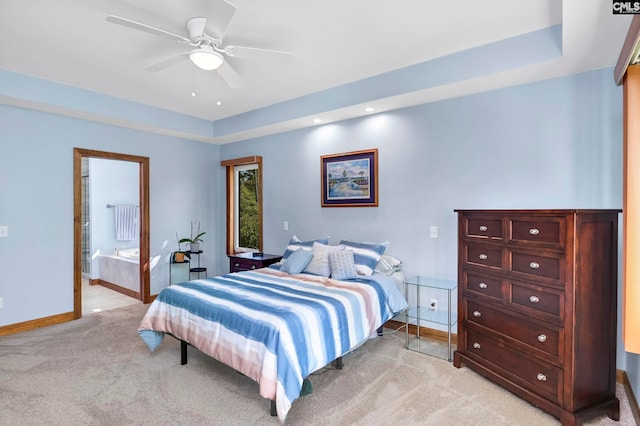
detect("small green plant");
top-left (178, 221), bottom-right (206, 249)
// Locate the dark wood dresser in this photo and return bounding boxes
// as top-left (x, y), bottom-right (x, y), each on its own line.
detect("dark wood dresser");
top-left (453, 209), bottom-right (621, 425)
top-left (229, 252), bottom-right (282, 273)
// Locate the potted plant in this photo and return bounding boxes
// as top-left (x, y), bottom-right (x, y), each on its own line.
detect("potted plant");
top-left (173, 232), bottom-right (191, 263)
top-left (179, 221), bottom-right (206, 253)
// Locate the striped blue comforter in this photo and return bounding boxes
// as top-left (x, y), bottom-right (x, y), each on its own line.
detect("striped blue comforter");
top-left (138, 267), bottom-right (401, 422)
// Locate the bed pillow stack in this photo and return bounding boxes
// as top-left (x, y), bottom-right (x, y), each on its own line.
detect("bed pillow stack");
top-left (281, 235), bottom-right (330, 261)
top-left (303, 242), bottom-right (345, 277)
top-left (339, 240), bottom-right (388, 276)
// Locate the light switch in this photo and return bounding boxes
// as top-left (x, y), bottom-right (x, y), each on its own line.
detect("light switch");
top-left (429, 226), bottom-right (438, 238)
top-left (0, 226), bottom-right (7, 238)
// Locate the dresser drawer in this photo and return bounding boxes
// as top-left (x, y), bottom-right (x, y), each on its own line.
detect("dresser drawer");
top-left (231, 258), bottom-right (261, 271)
top-left (463, 272), bottom-right (503, 301)
top-left (509, 250), bottom-right (564, 284)
top-left (464, 216), bottom-right (503, 240)
top-left (464, 243), bottom-right (504, 270)
top-left (466, 300), bottom-right (561, 358)
top-left (466, 330), bottom-right (562, 404)
top-left (508, 216), bottom-right (566, 249)
top-left (509, 280), bottom-right (564, 322)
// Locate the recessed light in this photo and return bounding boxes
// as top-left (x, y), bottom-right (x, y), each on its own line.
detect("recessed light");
top-left (313, 118), bottom-right (322, 123)
top-left (364, 107), bottom-right (374, 112)
top-left (217, 100), bottom-right (222, 106)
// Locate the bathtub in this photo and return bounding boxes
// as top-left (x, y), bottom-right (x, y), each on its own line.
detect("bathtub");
top-left (98, 248), bottom-right (140, 294)
top-left (116, 247), bottom-right (140, 260)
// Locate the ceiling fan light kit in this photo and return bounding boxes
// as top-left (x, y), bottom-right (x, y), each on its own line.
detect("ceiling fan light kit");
top-left (105, 1), bottom-right (291, 88)
top-left (189, 46), bottom-right (224, 70)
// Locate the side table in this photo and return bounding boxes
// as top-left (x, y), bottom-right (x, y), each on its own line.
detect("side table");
top-left (404, 276), bottom-right (458, 361)
top-left (229, 252), bottom-right (282, 272)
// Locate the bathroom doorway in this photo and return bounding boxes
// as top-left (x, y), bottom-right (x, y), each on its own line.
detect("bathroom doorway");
top-left (73, 148), bottom-right (150, 319)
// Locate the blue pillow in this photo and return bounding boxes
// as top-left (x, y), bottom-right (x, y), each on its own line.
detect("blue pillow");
top-left (282, 235), bottom-right (330, 260)
top-left (338, 240), bottom-right (388, 276)
top-left (280, 249), bottom-right (314, 274)
top-left (329, 250), bottom-right (358, 280)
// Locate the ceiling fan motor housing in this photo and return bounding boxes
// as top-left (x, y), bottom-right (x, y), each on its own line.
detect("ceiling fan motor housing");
top-left (186, 17), bottom-right (209, 43)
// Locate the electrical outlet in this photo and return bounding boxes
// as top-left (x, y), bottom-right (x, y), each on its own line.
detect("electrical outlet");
top-left (0, 297), bottom-right (3, 309)
top-left (283, 221), bottom-right (289, 231)
top-left (429, 299), bottom-right (438, 311)
top-left (429, 226), bottom-right (438, 238)
top-left (0, 226), bottom-right (7, 238)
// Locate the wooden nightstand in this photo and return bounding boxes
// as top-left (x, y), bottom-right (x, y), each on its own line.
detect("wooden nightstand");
top-left (229, 252), bottom-right (282, 272)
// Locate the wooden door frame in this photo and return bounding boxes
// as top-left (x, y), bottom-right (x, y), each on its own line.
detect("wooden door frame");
top-left (73, 148), bottom-right (150, 319)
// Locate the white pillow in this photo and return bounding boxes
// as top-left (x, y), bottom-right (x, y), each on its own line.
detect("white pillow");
top-left (304, 242), bottom-right (345, 277)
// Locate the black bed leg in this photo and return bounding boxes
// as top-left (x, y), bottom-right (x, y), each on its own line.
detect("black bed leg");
top-left (377, 326), bottom-right (383, 336)
top-left (333, 356), bottom-right (343, 370)
top-left (181, 340), bottom-right (188, 365)
top-left (270, 400), bottom-right (277, 417)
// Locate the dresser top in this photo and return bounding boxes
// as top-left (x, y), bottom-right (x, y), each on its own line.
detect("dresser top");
top-left (454, 209), bottom-right (622, 214)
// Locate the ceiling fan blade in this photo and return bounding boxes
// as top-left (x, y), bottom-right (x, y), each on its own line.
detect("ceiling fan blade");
top-left (217, 61), bottom-right (242, 88)
top-left (205, 0), bottom-right (237, 40)
top-left (223, 45), bottom-right (293, 59)
top-left (106, 15), bottom-right (191, 44)
top-left (145, 53), bottom-right (189, 72)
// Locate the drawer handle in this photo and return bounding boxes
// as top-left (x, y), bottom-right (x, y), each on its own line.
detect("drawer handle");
top-left (479, 225), bottom-right (488, 232)
top-left (472, 311), bottom-right (482, 317)
top-left (478, 282), bottom-right (488, 289)
top-left (251, 265), bottom-right (256, 269)
top-left (479, 254), bottom-right (488, 260)
top-left (536, 373), bottom-right (547, 382)
top-left (529, 295), bottom-right (540, 303)
top-left (234, 263), bottom-right (240, 267)
top-left (529, 261), bottom-right (540, 269)
top-left (529, 228), bottom-right (540, 235)
top-left (473, 342), bottom-right (481, 349)
top-left (537, 334), bottom-right (547, 343)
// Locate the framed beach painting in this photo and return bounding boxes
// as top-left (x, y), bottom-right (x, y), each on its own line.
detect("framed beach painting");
top-left (321, 148), bottom-right (378, 207)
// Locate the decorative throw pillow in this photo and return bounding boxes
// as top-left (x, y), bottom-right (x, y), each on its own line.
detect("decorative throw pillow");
top-left (280, 249), bottom-right (314, 274)
top-left (375, 254), bottom-right (403, 275)
top-left (328, 250), bottom-right (358, 280)
top-left (281, 235), bottom-right (330, 261)
top-left (303, 242), bottom-right (345, 277)
top-left (339, 240), bottom-right (388, 276)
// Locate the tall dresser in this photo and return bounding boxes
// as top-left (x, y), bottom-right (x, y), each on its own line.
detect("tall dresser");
top-left (453, 209), bottom-right (621, 426)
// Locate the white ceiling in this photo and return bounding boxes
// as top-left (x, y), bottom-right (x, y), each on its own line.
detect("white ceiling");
top-left (0, 0), bottom-right (633, 143)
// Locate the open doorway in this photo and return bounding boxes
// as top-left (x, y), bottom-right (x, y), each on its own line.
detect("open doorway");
top-left (73, 148), bottom-right (150, 319)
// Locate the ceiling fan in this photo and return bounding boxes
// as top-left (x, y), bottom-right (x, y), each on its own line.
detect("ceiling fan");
top-left (105, 0), bottom-right (291, 88)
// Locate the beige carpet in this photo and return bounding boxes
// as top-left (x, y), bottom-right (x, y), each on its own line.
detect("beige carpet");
top-left (0, 303), bottom-right (635, 425)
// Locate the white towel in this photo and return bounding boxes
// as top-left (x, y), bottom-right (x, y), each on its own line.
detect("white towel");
top-left (115, 204), bottom-right (138, 241)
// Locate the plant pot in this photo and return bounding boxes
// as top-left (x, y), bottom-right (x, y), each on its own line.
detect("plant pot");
top-left (174, 252), bottom-right (185, 262)
top-left (190, 243), bottom-right (200, 252)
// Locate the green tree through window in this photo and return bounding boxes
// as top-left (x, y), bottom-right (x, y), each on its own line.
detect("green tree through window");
top-left (238, 168), bottom-right (259, 249)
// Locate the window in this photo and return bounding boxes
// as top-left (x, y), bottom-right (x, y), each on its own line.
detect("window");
top-left (221, 156), bottom-right (263, 254)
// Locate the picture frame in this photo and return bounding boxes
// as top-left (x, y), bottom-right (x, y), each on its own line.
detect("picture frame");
top-left (321, 148), bottom-right (378, 207)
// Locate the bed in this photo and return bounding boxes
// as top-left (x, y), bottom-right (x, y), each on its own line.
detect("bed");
top-left (138, 264), bottom-right (407, 422)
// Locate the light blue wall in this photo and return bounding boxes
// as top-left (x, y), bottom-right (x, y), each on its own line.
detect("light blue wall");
top-left (0, 106), bottom-right (221, 325)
